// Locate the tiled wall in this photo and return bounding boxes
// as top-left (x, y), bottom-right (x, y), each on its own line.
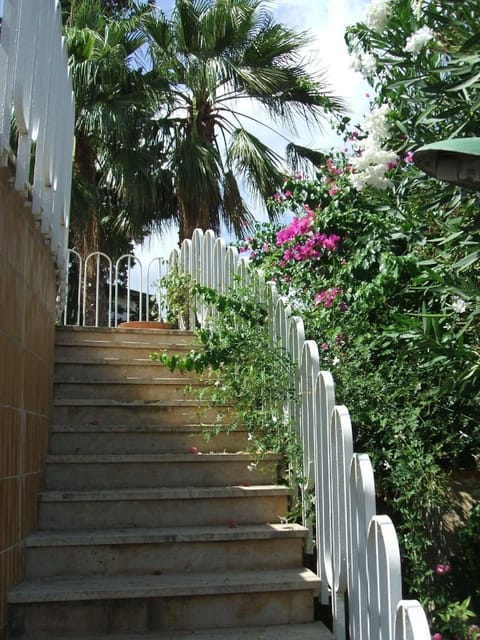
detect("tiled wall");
top-left (0, 168), bottom-right (57, 640)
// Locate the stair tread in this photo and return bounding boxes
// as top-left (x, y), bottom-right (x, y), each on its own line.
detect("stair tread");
top-left (56, 331), bottom-right (195, 343)
top-left (54, 377), bottom-right (199, 384)
top-left (55, 356), bottom-right (190, 364)
top-left (18, 621), bottom-right (333, 639)
top-left (39, 485), bottom-right (291, 501)
top-left (25, 523), bottom-right (307, 547)
top-left (46, 453), bottom-right (279, 463)
top-left (56, 327), bottom-right (196, 335)
top-left (49, 424), bottom-right (246, 432)
top-left (8, 568), bottom-right (321, 603)
top-left (55, 341), bottom-right (195, 349)
top-left (53, 398), bottom-right (210, 406)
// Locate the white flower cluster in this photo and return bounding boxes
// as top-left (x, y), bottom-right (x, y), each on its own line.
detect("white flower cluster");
top-left (405, 26), bottom-right (434, 58)
top-left (411, 0), bottom-right (430, 17)
top-left (351, 51), bottom-right (377, 77)
top-left (364, 103), bottom-right (392, 141)
top-left (349, 103), bottom-right (398, 191)
top-left (365, 0), bottom-right (391, 33)
top-left (450, 296), bottom-right (467, 314)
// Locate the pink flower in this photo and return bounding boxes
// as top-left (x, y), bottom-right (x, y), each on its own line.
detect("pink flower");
top-left (431, 634), bottom-right (442, 640)
top-left (314, 288), bottom-right (341, 308)
top-left (320, 342), bottom-right (329, 351)
top-left (340, 302), bottom-right (349, 312)
top-left (404, 151), bottom-right (415, 164)
top-left (328, 185), bottom-right (339, 197)
top-left (273, 192), bottom-right (280, 201)
top-left (261, 243), bottom-right (269, 252)
top-left (435, 563), bottom-right (452, 575)
top-left (284, 190), bottom-right (292, 198)
top-left (326, 158), bottom-right (337, 174)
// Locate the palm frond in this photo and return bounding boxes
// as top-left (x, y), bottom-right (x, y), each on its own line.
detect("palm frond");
top-left (227, 128), bottom-right (283, 202)
top-left (286, 143), bottom-right (326, 177)
top-left (221, 169), bottom-right (255, 236)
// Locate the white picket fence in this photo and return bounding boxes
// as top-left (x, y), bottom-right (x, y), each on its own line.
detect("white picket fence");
top-left (170, 229), bottom-right (432, 640)
top-left (64, 230), bottom-right (433, 639)
top-left (0, 0), bottom-right (75, 302)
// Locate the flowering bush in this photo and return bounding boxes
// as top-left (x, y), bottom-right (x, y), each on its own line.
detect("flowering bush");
top-left (238, 0), bottom-right (480, 634)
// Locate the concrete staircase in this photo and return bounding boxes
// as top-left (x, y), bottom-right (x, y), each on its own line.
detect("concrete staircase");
top-left (8, 327), bottom-right (332, 640)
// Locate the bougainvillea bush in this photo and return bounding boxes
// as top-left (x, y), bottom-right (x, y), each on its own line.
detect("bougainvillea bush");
top-left (239, 0), bottom-right (480, 637)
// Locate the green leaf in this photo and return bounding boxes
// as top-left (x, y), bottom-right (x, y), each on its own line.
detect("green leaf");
top-left (454, 250), bottom-right (480, 271)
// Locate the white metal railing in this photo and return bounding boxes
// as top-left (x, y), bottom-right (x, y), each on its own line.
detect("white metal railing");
top-left (0, 0), bottom-right (75, 308)
top-left (63, 249), bottom-right (169, 327)
top-left (169, 228), bottom-right (432, 640)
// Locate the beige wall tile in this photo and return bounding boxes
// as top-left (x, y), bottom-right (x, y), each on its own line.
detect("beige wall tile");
top-left (0, 169), bottom-right (56, 635)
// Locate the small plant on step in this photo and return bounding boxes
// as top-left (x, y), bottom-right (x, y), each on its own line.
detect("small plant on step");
top-left (151, 282), bottom-right (304, 503)
top-left (159, 267), bottom-right (197, 329)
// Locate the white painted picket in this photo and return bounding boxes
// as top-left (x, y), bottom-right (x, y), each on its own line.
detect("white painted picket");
top-left (170, 229), bottom-right (432, 640)
top-left (0, 0), bottom-right (75, 309)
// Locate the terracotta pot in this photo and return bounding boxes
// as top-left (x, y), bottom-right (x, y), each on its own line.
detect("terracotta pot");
top-left (117, 321), bottom-right (175, 329)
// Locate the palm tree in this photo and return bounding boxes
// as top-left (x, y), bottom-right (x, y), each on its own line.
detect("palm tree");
top-left (146, 0), bottom-right (345, 242)
top-left (63, 0), bottom-right (176, 323)
top-left (64, 0), bottom-right (174, 259)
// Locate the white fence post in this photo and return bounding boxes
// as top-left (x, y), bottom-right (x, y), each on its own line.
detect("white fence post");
top-left (0, 0), bottom-right (75, 310)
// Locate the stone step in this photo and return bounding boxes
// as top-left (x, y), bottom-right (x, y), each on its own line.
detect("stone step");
top-left (44, 453), bottom-right (279, 490)
top-left (54, 378), bottom-right (206, 402)
top-left (51, 399), bottom-right (233, 427)
top-left (14, 621), bottom-right (333, 640)
top-left (55, 342), bottom-right (195, 362)
top-left (55, 326), bottom-right (197, 347)
top-left (8, 569), bottom-right (321, 634)
top-left (24, 524), bottom-right (307, 578)
top-left (38, 485), bottom-right (291, 530)
top-left (49, 424), bottom-right (248, 455)
top-left (54, 360), bottom-right (195, 381)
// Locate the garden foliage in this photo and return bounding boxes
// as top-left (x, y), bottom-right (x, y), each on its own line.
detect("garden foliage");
top-left (151, 282), bottom-right (302, 491)
top-left (236, 0), bottom-right (479, 637)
